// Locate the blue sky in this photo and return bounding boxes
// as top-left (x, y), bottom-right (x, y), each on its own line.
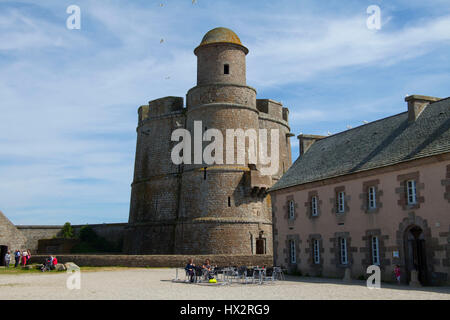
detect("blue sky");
top-left (1, 0), bottom-right (449, 225)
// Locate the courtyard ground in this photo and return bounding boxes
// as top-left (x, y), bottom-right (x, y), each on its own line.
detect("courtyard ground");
top-left (0, 267), bottom-right (449, 300)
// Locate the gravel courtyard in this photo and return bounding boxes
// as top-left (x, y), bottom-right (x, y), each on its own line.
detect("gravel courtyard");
top-left (0, 268), bottom-right (449, 300)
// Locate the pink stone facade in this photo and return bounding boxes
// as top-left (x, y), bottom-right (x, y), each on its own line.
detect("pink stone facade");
top-left (271, 155), bottom-right (450, 285)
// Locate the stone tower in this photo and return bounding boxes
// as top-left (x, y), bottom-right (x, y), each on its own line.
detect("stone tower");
top-left (124, 27), bottom-right (292, 255)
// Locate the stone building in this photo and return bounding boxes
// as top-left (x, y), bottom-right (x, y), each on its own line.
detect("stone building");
top-left (269, 95), bottom-right (450, 286)
top-left (124, 27), bottom-right (293, 255)
top-left (0, 210), bottom-right (27, 265)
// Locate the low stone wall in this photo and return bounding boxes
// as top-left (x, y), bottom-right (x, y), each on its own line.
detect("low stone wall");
top-left (38, 238), bottom-right (80, 254)
top-left (71, 223), bottom-right (127, 245)
top-left (29, 254), bottom-right (273, 268)
top-left (17, 226), bottom-right (63, 252)
top-left (17, 223), bottom-right (127, 254)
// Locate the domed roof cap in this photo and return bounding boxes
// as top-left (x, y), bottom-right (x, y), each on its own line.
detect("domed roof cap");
top-left (195, 27), bottom-right (248, 54)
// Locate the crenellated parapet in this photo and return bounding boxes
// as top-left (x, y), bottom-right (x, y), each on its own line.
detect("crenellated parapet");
top-left (138, 96), bottom-right (185, 124)
top-left (256, 99), bottom-right (290, 128)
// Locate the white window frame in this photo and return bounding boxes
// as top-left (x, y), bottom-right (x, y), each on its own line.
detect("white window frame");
top-left (407, 180), bottom-right (417, 205)
top-left (311, 196), bottom-right (318, 216)
top-left (368, 186), bottom-right (376, 209)
top-left (313, 239), bottom-right (320, 264)
top-left (289, 240), bottom-right (296, 264)
top-left (372, 236), bottom-right (380, 266)
top-left (340, 238), bottom-right (348, 265)
top-left (337, 191), bottom-right (345, 213)
top-left (288, 200), bottom-right (295, 219)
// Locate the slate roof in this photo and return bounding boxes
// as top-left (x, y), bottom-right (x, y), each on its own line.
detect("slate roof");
top-left (270, 97), bottom-right (450, 192)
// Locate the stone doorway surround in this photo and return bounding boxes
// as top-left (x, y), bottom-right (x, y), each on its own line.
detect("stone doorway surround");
top-left (396, 213), bottom-right (438, 286)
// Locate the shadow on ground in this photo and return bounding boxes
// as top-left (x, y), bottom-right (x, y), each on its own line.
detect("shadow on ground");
top-left (283, 275), bottom-right (450, 295)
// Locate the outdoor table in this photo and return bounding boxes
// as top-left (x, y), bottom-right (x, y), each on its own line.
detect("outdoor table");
top-left (222, 267), bottom-right (234, 283)
top-left (253, 267), bottom-right (265, 284)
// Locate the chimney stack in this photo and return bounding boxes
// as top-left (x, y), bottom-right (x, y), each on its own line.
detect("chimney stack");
top-left (405, 95), bottom-right (440, 122)
top-left (298, 134), bottom-right (325, 156)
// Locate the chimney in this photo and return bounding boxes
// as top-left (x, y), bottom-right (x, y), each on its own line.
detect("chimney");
top-left (298, 134), bottom-right (325, 155)
top-left (405, 95), bottom-right (440, 122)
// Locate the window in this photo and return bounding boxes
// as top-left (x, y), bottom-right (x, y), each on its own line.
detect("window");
top-left (340, 238), bottom-right (348, 265)
top-left (337, 191), bottom-right (345, 213)
top-left (288, 200), bottom-right (295, 219)
top-left (407, 180), bottom-right (417, 205)
top-left (289, 240), bottom-right (296, 263)
top-left (313, 239), bottom-right (320, 264)
top-left (228, 196), bottom-right (231, 207)
top-left (371, 236), bottom-right (380, 265)
top-left (368, 186), bottom-right (376, 209)
top-left (224, 64), bottom-right (229, 74)
top-left (311, 196), bottom-right (318, 216)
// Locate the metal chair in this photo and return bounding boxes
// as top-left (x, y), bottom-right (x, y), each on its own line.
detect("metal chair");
top-left (273, 266), bottom-right (285, 281)
top-left (262, 267), bottom-right (276, 283)
top-left (223, 266), bottom-right (238, 284)
top-left (172, 267), bottom-right (195, 283)
top-left (253, 267), bottom-right (265, 285)
top-left (242, 267), bottom-right (256, 284)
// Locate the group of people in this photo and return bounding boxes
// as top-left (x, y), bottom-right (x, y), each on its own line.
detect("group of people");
top-left (3, 249), bottom-right (31, 268)
top-left (184, 258), bottom-right (215, 283)
top-left (41, 255), bottom-right (58, 271)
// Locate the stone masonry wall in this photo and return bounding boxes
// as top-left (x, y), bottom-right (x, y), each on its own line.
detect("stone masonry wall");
top-left (0, 211), bottom-right (27, 254)
top-left (17, 226), bottom-right (61, 252)
top-left (17, 223), bottom-right (128, 254)
top-left (29, 254), bottom-right (273, 268)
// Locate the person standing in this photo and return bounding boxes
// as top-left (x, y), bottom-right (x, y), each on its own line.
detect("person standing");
top-left (26, 249), bottom-right (31, 265)
top-left (21, 250), bottom-right (28, 266)
top-left (4, 251), bottom-right (11, 268)
top-left (394, 265), bottom-right (401, 284)
top-left (14, 250), bottom-right (20, 268)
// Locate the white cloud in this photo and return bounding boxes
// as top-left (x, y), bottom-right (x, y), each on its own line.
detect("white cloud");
top-left (247, 14), bottom-right (450, 87)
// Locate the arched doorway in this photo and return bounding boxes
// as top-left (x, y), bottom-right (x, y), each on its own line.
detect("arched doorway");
top-left (256, 231), bottom-right (266, 254)
top-left (0, 245), bottom-right (8, 267)
top-left (404, 225), bottom-right (427, 285)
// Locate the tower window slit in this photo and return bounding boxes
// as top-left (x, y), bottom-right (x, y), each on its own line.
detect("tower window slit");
top-left (228, 196), bottom-right (231, 207)
top-left (224, 64), bottom-right (229, 74)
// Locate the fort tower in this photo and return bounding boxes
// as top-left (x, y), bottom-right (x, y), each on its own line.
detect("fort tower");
top-left (124, 27), bottom-right (292, 255)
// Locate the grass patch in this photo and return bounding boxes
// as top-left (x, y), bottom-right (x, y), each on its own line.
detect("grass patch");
top-left (0, 265), bottom-right (171, 274)
top-left (0, 265), bottom-right (64, 275)
top-left (79, 266), bottom-right (169, 272)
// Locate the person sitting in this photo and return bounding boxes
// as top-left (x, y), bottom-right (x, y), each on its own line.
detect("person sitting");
top-left (202, 259), bottom-right (215, 280)
top-left (185, 259), bottom-right (195, 283)
top-left (202, 259), bottom-right (212, 271)
top-left (52, 256), bottom-right (58, 270)
top-left (41, 256), bottom-right (53, 272)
